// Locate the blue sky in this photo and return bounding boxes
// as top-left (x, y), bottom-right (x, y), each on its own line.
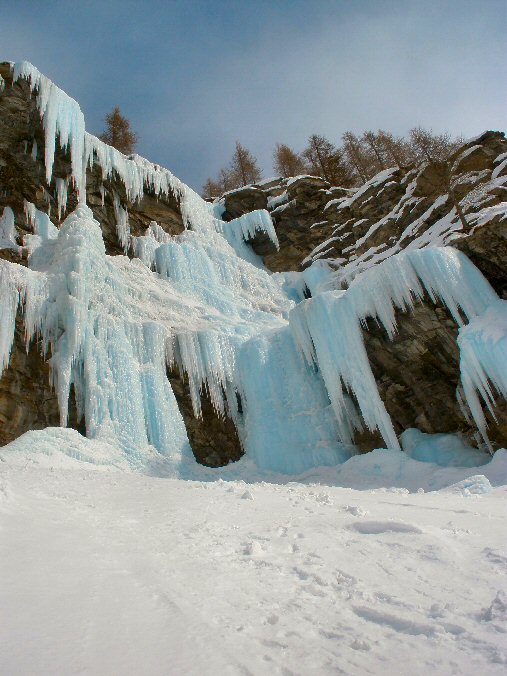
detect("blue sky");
top-left (1, 0), bottom-right (506, 191)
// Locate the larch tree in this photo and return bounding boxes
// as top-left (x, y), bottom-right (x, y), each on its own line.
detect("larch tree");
top-left (409, 127), bottom-right (462, 163)
top-left (362, 131), bottom-right (388, 172)
top-left (273, 143), bottom-right (307, 178)
top-left (99, 106), bottom-right (138, 155)
top-left (302, 134), bottom-right (352, 186)
top-left (341, 131), bottom-right (375, 184)
top-left (230, 141), bottom-right (262, 186)
top-left (376, 130), bottom-right (415, 168)
top-left (202, 177), bottom-right (222, 200)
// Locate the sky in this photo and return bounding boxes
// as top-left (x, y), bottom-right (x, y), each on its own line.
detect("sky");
top-left (1, 0), bottom-right (506, 191)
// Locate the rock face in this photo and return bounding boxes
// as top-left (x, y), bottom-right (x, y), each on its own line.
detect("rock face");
top-left (0, 63), bottom-right (184, 256)
top-left (1, 60), bottom-right (506, 461)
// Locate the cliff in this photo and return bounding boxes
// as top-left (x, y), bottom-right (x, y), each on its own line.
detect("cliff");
top-left (1, 61), bottom-right (506, 471)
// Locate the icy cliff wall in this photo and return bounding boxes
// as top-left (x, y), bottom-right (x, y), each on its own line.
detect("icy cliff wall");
top-left (0, 61), bottom-right (506, 474)
top-left (219, 136), bottom-right (507, 450)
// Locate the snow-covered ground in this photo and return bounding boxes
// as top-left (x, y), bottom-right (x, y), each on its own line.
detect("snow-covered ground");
top-left (1, 446), bottom-right (506, 675)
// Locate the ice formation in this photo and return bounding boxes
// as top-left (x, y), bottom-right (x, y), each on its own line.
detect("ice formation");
top-left (1, 61), bottom-right (506, 474)
top-left (290, 247), bottom-right (499, 449)
top-left (0, 207), bottom-right (18, 251)
top-left (458, 299), bottom-right (507, 447)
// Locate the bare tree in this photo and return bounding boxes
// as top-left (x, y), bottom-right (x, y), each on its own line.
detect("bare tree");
top-left (99, 106), bottom-right (138, 155)
top-left (273, 143), bottom-right (307, 178)
top-left (202, 177), bottom-right (222, 200)
top-left (342, 131), bottom-right (375, 184)
top-left (230, 141), bottom-right (262, 186)
top-left (362, 131), bottom-right (388, 172)
top-left (376, 130), bottom-right (415, 167)
top-left (409, 127), bottom-right (461, 163)
top-left (218, 167), bottom-right (239, 193)
top-left (302, 134), bottom-right (352, 186)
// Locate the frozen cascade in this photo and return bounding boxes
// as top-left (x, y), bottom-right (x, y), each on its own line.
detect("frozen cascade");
top-left (290, 247), bottom-right (499, 449)
top-left (0, 206), bottom-right (194, 469)
top-left (458, 299), bottom-right (507, 447)
top-left (238, 326), bottom-right (353, 474)
top-left (2, 61), bottom-right (506, 473)
top-left (0, 199), bottom-right (295, 470)
top-left (131, 221), bottom-right (171, 268)
top-left (12, 61), bottom-right (86, 197)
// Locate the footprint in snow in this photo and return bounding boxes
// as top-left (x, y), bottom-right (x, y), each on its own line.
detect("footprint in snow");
top-left (344, 505), bottom-right (368, 517)
top-left (243, 540), bottom-right (264, 556)
top-left (349, 521), bottom-right (422, 535)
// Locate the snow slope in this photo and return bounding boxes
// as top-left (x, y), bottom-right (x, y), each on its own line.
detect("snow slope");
top-left (1, 458), bottom-right (506, 676)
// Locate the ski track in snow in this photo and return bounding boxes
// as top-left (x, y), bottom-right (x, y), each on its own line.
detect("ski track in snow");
top-left (1, 465), bottom-right (506, 676)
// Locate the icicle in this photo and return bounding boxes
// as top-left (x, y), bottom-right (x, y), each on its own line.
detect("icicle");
top-left (24, 200), bottom-right (36, 229)
top-left (0, 74), bottom-right (4, 93)
top-left (218, 210), bottom-right (279, 249)
top-left (12, 61), bottom-right (86, 198)
top-left (290, 247), bottom-right (499, 449)
top-left (0, 207), bottom-right (19, 251)
top-left (113, 192), bottom-right (130, 252)
top-left (0, 264), bottom-right (23, 373)
top-left (458, 299), bottom-right (507, 448)
top-left (43, 188), bottom-right (52, 218)
top-left (31, 139), bottom-right (38, 161)
top-left (55, 177), bottom-right (69, 220)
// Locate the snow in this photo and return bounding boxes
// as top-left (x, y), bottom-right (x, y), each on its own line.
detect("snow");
top-left (267, 191), bottom-right (288, 210)
top-left (286, 174), bottom-right (323, 186)
top-left (1, 450), bottom-right (506, 675)
top-left (344, 167), bottom-right (399, 207)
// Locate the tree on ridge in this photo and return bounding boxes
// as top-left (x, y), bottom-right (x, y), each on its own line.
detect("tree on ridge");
top-left (100, 106), bottom-right (138, 155)
top-left (273, 143), bottom-right (307, 178)
top-left (302, 134), bottom-right (353, 186)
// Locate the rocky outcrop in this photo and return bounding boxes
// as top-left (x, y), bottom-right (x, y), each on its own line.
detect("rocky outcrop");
top-left (228, 132), bottom-right (506, 295)
top-left (219, 132), bottom-right (507, 451)
top-left (168, 370), bottom-right (243, 467)
top-left (0, 62), bottom-right (184, 256)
